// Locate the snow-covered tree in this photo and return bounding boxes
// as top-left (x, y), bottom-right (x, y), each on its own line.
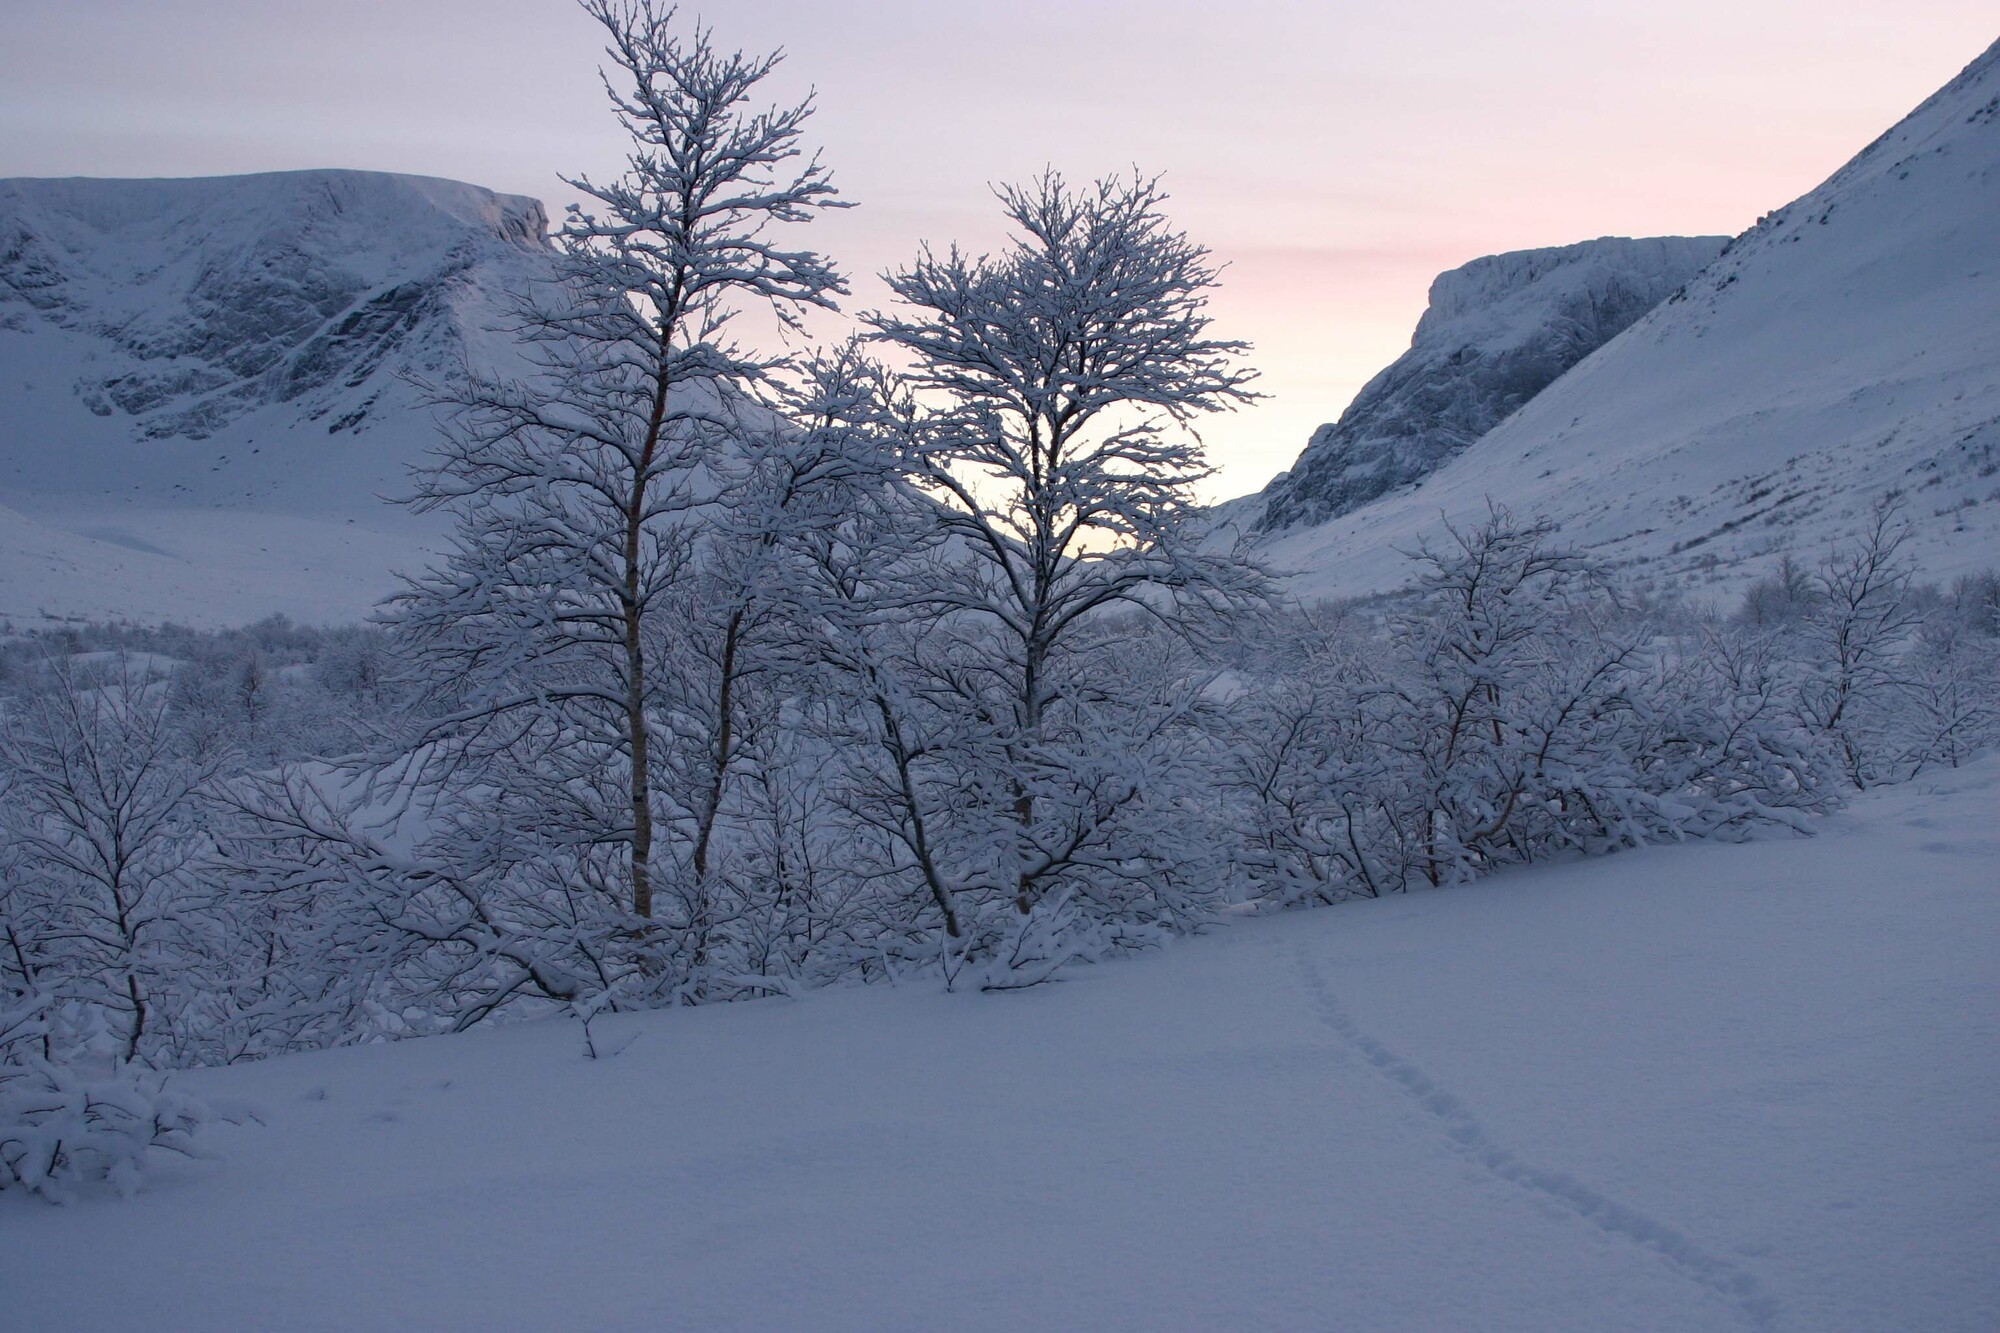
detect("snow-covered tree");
top-left (1736, 553), bottom-right (1820, 627)
top-left (1901, 574), bottom-right (2000, 772)
top-left (774, 346), bottom-right (981, 946)
top-left (862, 171), bottom-right (1269, 926)
top-left (1216, 511), bottom-right (1852, 908)
top-left (1219, 605), bottom-right (1416, 905)
top-left (389, 0), bottom-right (847, 934)
top-left (1793, 505), bottom-right (1920, 787)
top-left (0, 655), bottom-right (222, 1068)
top-left (1370, 510), bottom-right (1621, 882)
top-left (1636, 622), bottom-right (1830, 835)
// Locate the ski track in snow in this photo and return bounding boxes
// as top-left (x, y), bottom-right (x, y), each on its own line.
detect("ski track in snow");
top-left (1293, 943), bottom-right (1781, 1330)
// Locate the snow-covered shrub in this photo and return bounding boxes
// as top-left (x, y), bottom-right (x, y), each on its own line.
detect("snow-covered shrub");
top-left (1735, 515), bottom-right (2000, 789)
top-left (1370, 511), bottom-right (1642, 880)
top-left (0, 654), bottom-right (224, 1067)
top-left (0, 993), bottom-right (217, 1203)
top-left (0, 1063), bottom-right (214, 1204)
top-left (1787, 508), bottom-right (1924, 788)
top-left (970, 892), bottom-right (1101, 992)
top-left (1901, 621), bottom-right (1993, 771)
top-left (1220, 615), bottom-right (1419, 905)
top-left (1218, 510), bottom-right (1864, 905)
top-left (1734, 554), bottom-right (1821, 627)
top-left (1633, 624), bottom-right (1831, 835)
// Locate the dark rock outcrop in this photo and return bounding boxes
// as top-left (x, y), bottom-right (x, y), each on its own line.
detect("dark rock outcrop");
top-left (0, 169), bottom-right (551, 442)
top-left (1258, 235), bottom-right (1727, 531)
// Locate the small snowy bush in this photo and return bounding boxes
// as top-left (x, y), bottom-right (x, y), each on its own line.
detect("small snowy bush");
top-left (0, 1062), bottom-right (215, 1204)
top-left (0, 996), bottom-right (218, 1203)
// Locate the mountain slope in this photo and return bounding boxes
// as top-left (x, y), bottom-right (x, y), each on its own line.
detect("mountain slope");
top-left (1259, 235), bottom-right (1726, 531)
top-left (0, 498), bottom-right (436, 628)
top-left (1258, 39), bottom-right (2000, 603)
top-left (0, 170), bottom-right (553, 625)
top-left (4, 757), bottom-right (1994, 1331)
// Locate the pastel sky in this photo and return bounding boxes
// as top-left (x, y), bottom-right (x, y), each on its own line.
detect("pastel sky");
top-left (4, 2), bottom-right (1993, 500)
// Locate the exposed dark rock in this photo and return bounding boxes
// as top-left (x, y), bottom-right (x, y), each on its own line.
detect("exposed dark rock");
top-left (1258, 236), bottom-right (1727, 531)
top-left (0, 169), bottom-right (551, 444)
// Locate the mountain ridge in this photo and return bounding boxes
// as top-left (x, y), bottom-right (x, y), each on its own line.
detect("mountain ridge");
top-left (0, 169), bottom-right (550, 503)
top-left (1257, 234), bottom-right (1727, 531)
top-left (0, 169), bottom-right (557, 625)
top-left (1252, 37), bottom-right (2000, 604)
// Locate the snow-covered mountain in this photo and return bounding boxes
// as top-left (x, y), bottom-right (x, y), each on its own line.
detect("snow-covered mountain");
top-left (0, 170), bottom-right (553, 625)
top-left (1255, 38), bottom-right (2000, 603)
top-left (1257, 236), bottom-right (1727, 531)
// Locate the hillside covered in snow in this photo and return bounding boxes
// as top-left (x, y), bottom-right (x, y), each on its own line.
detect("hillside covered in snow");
top-left (5, 757), bottom-right (1993, 1331)
top-left (1254, 38), bottom-right (2000, 603)
top-left (1257, 235), bottom-right (1726, 531)
top-left (0, 169), bottom-right (553, 625)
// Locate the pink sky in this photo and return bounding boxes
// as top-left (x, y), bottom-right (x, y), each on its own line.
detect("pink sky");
top-left (4, 1), bottom-right (1993, 500)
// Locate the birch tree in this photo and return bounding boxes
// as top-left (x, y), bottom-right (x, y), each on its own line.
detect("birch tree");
top-left (391, 0), bottom-right (846, 922)
top-left (1794, 504), bottom-right (1920, 788)
top-left (863, 171), bottom-right (1268, 921)
top-left (0, 655), bottom-right (220, 1068)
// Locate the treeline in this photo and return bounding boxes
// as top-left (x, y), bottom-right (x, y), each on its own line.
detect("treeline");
top-left (0, 616), bottom-right (403, 769)
top-left (2, 510), bottom-right (1995, 1196)
top-left (1223, 512), bottom-right (1998, 904)
top-left (4, 514), bottom-right (1993, 1186)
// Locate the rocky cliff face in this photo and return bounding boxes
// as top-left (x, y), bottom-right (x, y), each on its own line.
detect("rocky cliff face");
top-left (0, 169), bottom-right (550, 458)
top-left (0, 170), bottom-right (555, 626)
top-left (1252, 38), bottom-right (2000, 606)
top-left (1257, 235), bottom-right (1727, 530)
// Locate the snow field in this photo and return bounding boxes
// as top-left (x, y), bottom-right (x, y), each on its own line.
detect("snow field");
top-left (5, 758), bottom-right (1994, 1331)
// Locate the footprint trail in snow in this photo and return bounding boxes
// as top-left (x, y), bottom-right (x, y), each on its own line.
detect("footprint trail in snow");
top-left (1294, 944), bottom-right (1781, 1329)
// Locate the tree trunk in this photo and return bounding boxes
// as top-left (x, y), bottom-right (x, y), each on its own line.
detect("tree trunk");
top-left (693, 607), bottom-right (746, 883)
top-left (1013, 632), bottom-right (1045, 914)
top-left (625, 599), bottom-right (653, 919)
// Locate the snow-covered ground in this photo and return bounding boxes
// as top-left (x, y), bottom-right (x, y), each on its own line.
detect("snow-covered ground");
top-left (6, 759), bottom-right (1994, 1331)
top-left (0, 499), bottom-right (437, 628)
